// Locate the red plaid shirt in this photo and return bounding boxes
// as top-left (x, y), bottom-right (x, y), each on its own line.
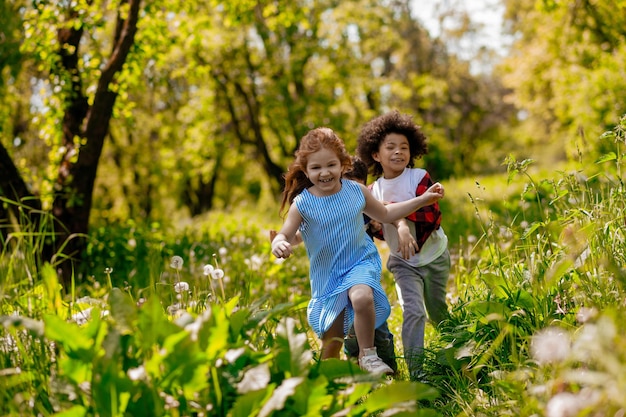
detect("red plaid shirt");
top-left (368, 172), bottom-right (441, 252)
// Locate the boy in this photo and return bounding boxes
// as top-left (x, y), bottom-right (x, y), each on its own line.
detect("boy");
top-left (357, 110), bottom-right (450, 380)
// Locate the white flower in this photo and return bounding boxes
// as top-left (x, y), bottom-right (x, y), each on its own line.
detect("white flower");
top-left (127, 365), bottom-right (146, 381)
top-left (530, 326), bottom-right (571, 365)
top-left (71, 308), bottom-right (93, 325)
top-left (211, 268), bottom-right (225, 280)
top-left (575, 306), bottom-right (598, 324)
top-left (203, 264), bottom-right (214, 276)
top-left (174, 281), bottom-right (189, 293)
top-left (170, 255), bottom-right (184, 270)
top-left (245, 254), bottom-right (264, 271)
top-left (218, 247), bottom-right (228, 257)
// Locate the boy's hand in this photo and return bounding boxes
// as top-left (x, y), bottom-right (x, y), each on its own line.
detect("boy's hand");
top-left (395, 221), bottom-right (418, 259)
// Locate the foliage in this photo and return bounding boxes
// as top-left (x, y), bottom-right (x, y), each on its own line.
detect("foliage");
top-left (2, 116), bottom-right (626, 415)
top-left (498, 0), bottom-right (626, 163)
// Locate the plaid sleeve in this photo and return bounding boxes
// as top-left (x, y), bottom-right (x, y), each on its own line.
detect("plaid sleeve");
top-left (404, 172), bottom-right (441, 251)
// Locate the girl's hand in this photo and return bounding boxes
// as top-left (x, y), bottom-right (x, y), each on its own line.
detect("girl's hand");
top-left (423, 182), bottom-right (444, 204)
top-left (272, 238), bottom-right (293, 259)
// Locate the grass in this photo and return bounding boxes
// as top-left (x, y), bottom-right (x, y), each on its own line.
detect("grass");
top-left (1, 117), bottom-right (626, 416)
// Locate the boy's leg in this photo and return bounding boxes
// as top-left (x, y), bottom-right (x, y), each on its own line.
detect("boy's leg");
top-left (374, 321), bottom-right (397, 372)
top-left (344, 325), bottom-right (359, 359)
top-left (388, 256), bottom-right (426, 380)
top-left (423, 249), bottom-right (451, 327)
top-left (346, 322), bottom-right (398, 372)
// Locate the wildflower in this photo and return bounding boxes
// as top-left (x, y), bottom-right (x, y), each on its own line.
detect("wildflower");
top-left (218, 247), bottom-right (227, 257)
top-left (127, 365), bottom-right (146, 381)
top-left (245, 254), bottom-right (264, 271)
top-left (530, 326), bottom-right (571, 365)
top-left (211, 268), bottom-right (225, 280)
top-left (170, 255), bottom-right (184, 270)
top-left (575, 306), bottom-right (598, 324)
top-left (174, 281), bottom-right (190, 293)
top-left (71, 308), bottom-right (93, 325)
top-left (545, 389), bottom-right (599, 417)
top-left (203, 264), bottom-right (214, 276)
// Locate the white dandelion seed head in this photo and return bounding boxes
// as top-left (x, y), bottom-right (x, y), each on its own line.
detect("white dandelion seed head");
top-left (245, 254), bottom-right (264, 271)
top-left (218, 247), bottom-right (228, 257)
top-left (174, 281), bottom-right (190, 293)
top-left (203, 264), bottom-right (214, 276)
top-left (170, 255), bottom-right (184, 270)
top-left (575, 306), bottom-right (598, 324)
top-left (211, 268), bottom-right (225, 280)
top-left (104, 267), bottom-right (113, 274)
top-left (467, 235), bottom-right (477, 243)
top-left (71, 308), bottom-right (93, 325)
top-left (531, 326), bottom-right (571, 365)
top-left (127, 365), bottom-right (147, 381)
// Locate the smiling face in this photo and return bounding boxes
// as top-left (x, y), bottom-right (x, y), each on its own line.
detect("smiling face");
top-left (372, 133), bottom-right (410, 179)
top-left (304, 147), bottom-right (344, 196)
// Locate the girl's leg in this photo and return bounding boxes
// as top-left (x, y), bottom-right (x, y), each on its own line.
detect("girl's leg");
top-left (348, 284), bottom-right (375, 358)
top-left (349, 284), bottom-right (394, 375)
top-left (320, 310), bottom-right (345, 359)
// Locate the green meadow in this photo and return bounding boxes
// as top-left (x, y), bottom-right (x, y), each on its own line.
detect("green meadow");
top-left (2, 118), bottom-right (625, 416)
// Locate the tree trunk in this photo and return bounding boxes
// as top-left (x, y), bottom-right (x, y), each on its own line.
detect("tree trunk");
top-left (51, 0), bottom-right (142, 286)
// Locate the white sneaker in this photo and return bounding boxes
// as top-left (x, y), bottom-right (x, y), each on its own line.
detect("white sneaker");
top-left (358, 348), bottom-right (394, 375)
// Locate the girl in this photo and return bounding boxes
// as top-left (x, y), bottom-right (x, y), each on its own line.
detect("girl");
top-left (271, 127), bottom-right (444, 375)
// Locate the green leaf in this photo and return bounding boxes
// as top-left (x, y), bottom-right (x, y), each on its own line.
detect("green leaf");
top-left (108, 288), bottom-right (138, 335)
top-left (595, 152), bottom-right (617, 164)
top-left (357, 381), bottom-right (439, 414)
top-left (54, 405), bottom-right (88, 417)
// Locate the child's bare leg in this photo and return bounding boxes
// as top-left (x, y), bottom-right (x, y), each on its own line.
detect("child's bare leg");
top-left (320, 310), bottom-right (345, 359)
top-left (348, 284), bottom-right (375, 358)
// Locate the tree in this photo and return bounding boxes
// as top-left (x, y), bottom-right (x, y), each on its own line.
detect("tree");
top-left (0, 0), bottom-right (141, 285)
top-left (498, 0), bottom-right (626, 161)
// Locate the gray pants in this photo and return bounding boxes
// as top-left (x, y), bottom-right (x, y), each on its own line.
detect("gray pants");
top-left (388, 249), bottom-right (450, 378)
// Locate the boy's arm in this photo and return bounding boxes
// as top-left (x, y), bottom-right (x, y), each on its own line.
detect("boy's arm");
top-left (394, 218), bottom-right (419, 260)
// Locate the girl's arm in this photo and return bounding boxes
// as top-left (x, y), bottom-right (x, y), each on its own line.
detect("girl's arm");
top-left (361, 182), bottom-right (444, 224)
top-left (271, 204), bottom-right (303, 259)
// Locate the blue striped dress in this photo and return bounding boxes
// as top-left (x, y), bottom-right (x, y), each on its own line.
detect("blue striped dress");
top-left (294, 179), bottom-right (391, 338)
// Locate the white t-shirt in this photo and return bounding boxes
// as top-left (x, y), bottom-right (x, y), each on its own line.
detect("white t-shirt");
top-left (370, 167), bottom-right (448, 267)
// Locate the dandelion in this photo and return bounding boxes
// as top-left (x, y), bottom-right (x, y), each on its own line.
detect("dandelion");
top-left (245, 254), bottom-right (263, 271)
top-left (127, 365), bottom-right (146, 381)
top-left (203, 264), bottom-right (218, 300)
top-left (174, 281), bottom-right (190, 293)
top-left (575, 306), bottom-right (598, 324)
top-left (218, 247), bottom-right (227, 257)
top-left (530, 326), bottom-right (571, 365)
top-left (104, 267), bottom-right (113, 289)
top-left (71, 308), bottom-right (93, 325)
top-left (170, 255), bottom-right (184, 270)
top-left (211, 268), bottom-right (226, 300)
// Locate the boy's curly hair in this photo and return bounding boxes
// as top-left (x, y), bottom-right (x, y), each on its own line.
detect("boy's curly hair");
top-left (356, 110), bottom-right (428, 177)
